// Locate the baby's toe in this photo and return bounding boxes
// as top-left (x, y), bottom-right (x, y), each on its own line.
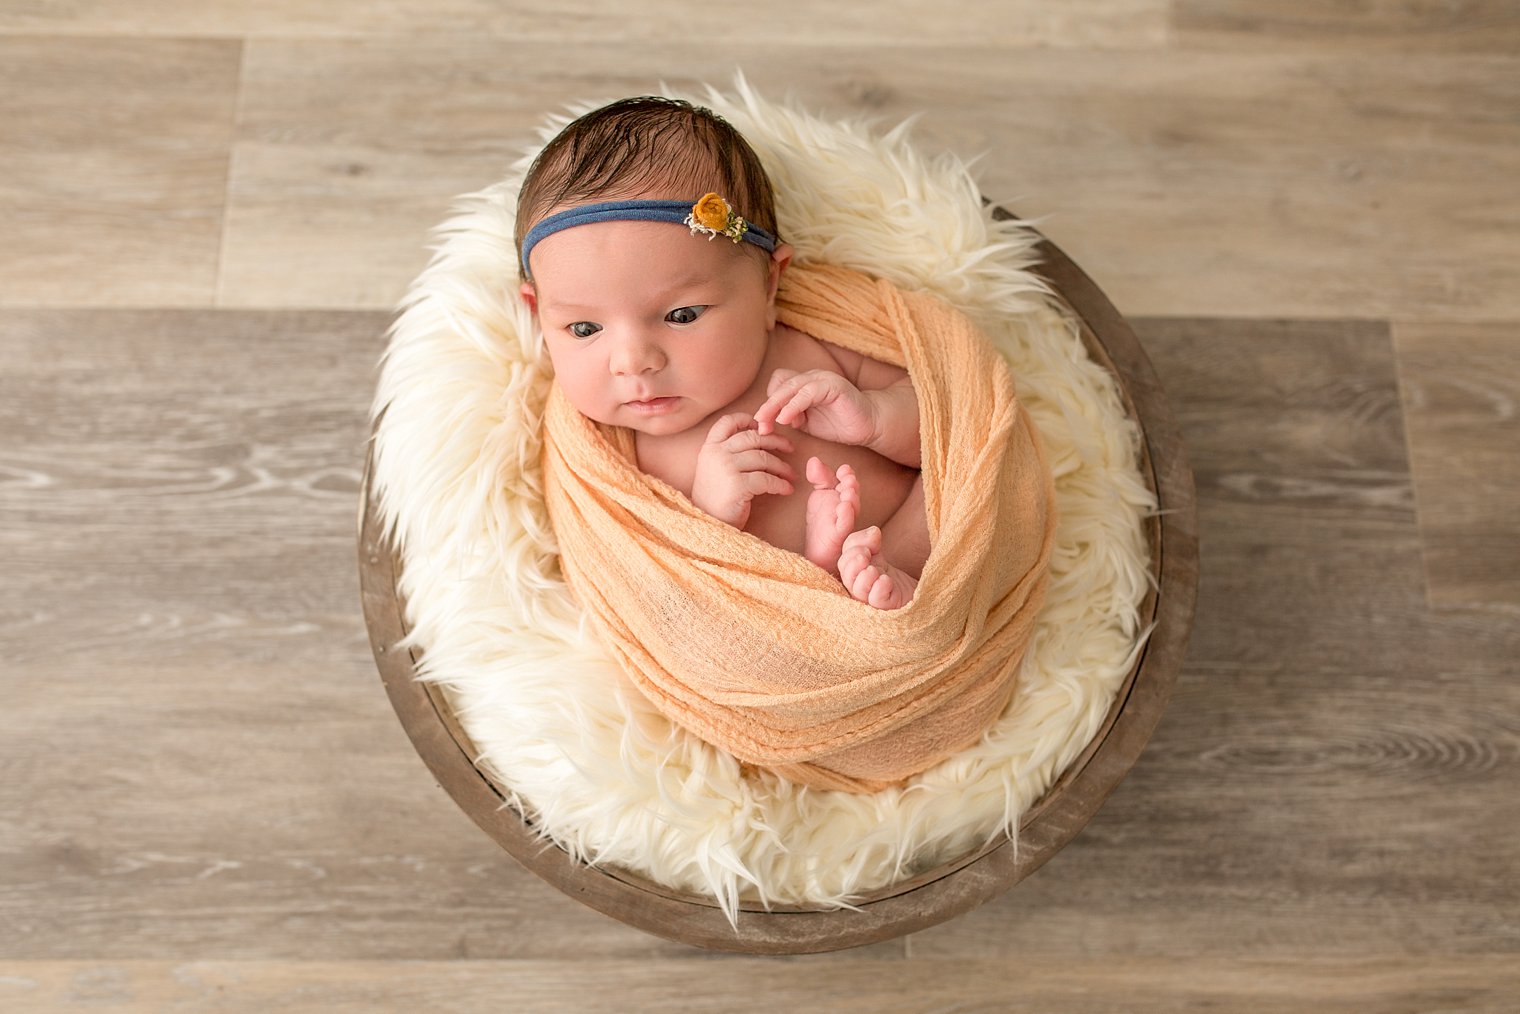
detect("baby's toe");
top-left (841, 526), bottom-right (882, 554)
top-left (833, 496), bottom-right (859, 535)
top-left (868, 573), bottom-right (903, 610)
top-left (855, 567), bottom-right (885, 601)
top-left (806, 456), bottom-right (833, 488)
top-left (837, 544), bottom-right (867, 584)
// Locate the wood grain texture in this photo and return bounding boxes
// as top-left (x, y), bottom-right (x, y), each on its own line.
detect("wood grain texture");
top-left (1394, 321), bottom-right (1520, 610)
top-left (0, 309), bottom-right (719, 960)
top-left (1174, 0), bottom-right (1520, 52)
top-left (9, 301), bottom-right (1512, 983)
top-left (1, 957), bottom-right (1517, 1013)
top-left (0, 0), bottom-right (1167, 47)
top-left (215, 39), bottom-right (1520, 320)
top-left (0, 38), bottom-right (239, 307)
top-left (909, 317), bottom-right (1520, 961)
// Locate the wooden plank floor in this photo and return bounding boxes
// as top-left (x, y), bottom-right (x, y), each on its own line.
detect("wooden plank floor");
top-left (2, 3), bottom-right (1516, 1010)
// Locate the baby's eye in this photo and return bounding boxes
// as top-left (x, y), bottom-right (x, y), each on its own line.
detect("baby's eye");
top-left (665, 305), bottom-right (707, 325)
top-left (568, 321), bottom-right (601, 339)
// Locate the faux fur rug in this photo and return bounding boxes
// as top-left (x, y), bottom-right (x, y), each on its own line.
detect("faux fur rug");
top-left (370, 78), bottom-right (1155, 921)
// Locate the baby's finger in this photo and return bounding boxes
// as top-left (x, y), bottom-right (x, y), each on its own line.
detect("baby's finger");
top-left (757, 371), bottom-right (821, 433)
top-left (741, 471), bottom-right (794, 498)
top-left (753, 400), bottom-right (779, 435)
top-left (720, 427), bottom-right (794, 456)
top-left (705, 412), bottom-right (758, 444)
top-left (754, 385), bottom-right (800, 434)
top-left (729, 448), bottom-right (796, 481)
top-left (766, 368), bottom-right (799, 395)
top-left (772, 383), bottom-right (825, 429)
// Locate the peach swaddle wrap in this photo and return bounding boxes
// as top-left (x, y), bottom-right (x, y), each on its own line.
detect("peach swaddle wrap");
top-left (541, 263), bottom-right (1057, 792)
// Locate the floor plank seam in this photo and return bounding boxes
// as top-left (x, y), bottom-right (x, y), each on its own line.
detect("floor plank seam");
top-left (212, 37), bottom-right (249, 310)
top-left (1386, 321), bottom-right (1441, 613)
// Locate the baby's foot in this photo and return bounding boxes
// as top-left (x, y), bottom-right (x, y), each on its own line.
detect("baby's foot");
top-left (803, 457), bottom-right (859, 573)
top-left (838, 526), bottom-right (918, 610)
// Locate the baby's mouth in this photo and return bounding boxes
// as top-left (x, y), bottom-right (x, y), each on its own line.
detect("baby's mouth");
top-left (624, 396), bottom-right (680, 414)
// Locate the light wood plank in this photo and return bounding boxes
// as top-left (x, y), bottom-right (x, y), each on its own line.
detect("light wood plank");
top-left (219, 40), bottom-right (1520, 319)
top-left (1174, 0), bottom-right (1520, 52)
top-left (0, 308), bottom-right (750, 959)
top-left (0, 38), bottom-right (239, 307)
top-left (0, 957), bottom-right (1516, 1013)
top-left (0, 1), bottom-right (1167, 48)
top-left (909, 318), bottom-right (1520, 959)
top-left (1395, 321), bottom-right (1520, 611)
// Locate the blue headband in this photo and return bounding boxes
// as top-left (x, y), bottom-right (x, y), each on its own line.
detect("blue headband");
top-left (520, 196), bottom-right (777, 276)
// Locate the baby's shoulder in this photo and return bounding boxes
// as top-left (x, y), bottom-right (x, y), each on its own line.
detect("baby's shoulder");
top-left (772, 324), bottom-right (907, 392)
top-left (772, 324), bottom-right (872, 385)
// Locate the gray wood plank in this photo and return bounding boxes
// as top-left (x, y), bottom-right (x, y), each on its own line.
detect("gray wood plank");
top-left (1174, 0), bottom-right (1520, 52)
top-left (0, 957), bottom-right (1516, 1013)
top-left (0, 0), bottom-right (1168, 47)
top-left (909, 317), bottom-right (1520, 959)
top-left (219, 39), bottom-right (1520, 321)
top-left (0, 308), bottom-right (750, 959)
top-left (1395, 321), bottom-right (1520, 611)
top-left (0, 38), bottom-right (239, 307)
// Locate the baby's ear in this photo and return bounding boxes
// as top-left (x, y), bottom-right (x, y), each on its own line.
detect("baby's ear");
top-left (764, 243), bottom-right (794, 327)
top-left (518, 281), bottom-right (538, 315)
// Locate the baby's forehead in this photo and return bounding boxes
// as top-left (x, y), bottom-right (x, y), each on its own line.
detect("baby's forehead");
top-left (531, 218), bottom-right (758, 286)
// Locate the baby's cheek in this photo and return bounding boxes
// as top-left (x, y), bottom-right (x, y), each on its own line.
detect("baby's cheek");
top-left (575, 389), bottom-right (619, 421)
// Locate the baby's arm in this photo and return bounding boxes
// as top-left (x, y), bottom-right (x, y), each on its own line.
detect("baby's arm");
top-left (857, 374), bottom-right (920, 468)
top-left (755, 367), bottom-right (920, 468)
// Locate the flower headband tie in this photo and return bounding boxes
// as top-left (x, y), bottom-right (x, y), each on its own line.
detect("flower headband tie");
top-left (521, 194), bottom-right (777, 275)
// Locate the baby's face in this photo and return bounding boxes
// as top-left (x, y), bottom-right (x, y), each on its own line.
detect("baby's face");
top-left (524, 219), bottom-right (787, 437)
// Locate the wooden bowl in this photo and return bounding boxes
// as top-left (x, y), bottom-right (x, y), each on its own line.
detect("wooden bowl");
top-left (358, 215), bottom-right (1198, 953)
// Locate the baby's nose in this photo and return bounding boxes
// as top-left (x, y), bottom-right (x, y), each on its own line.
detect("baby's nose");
top-left (609, 332), bottom-right (666, 375)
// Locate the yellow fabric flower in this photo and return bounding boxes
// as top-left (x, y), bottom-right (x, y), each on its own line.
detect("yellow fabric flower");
top-left (691, 193), bottom-right (732, 232)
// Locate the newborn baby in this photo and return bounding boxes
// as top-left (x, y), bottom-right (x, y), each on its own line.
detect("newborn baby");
top-left (518, 97), bottom-right (929, 609)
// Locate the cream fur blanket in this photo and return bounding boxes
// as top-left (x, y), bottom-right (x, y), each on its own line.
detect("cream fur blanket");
top-left (371, 79), bottom-right (1153, 919)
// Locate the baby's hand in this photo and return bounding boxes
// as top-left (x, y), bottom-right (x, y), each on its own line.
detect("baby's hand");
top-left (754, 369), bottom-right (879, 447)
top-left (690, 413), bottom-right (796, 529)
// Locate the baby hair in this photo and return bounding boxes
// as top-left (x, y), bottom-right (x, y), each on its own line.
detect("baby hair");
top-left (515, 96), bottom-right (780, 279)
